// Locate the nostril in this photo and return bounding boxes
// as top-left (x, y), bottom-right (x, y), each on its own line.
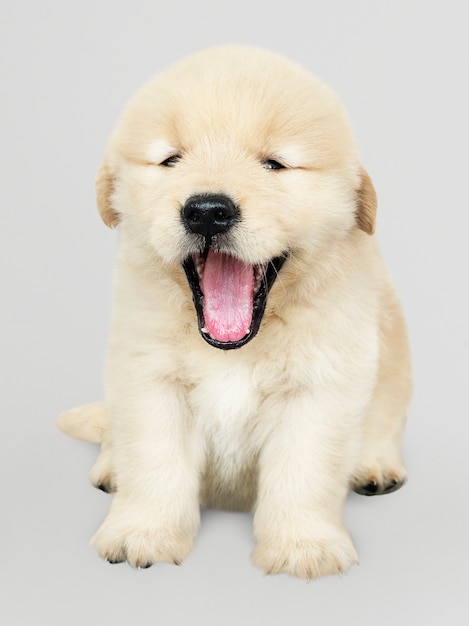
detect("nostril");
top-left (182, 194), bottom-right (239, 240)
top-left (186, 209), bottom-right (201, 224)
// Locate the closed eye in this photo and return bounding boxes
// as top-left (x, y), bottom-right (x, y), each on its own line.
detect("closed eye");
top-left (160, 154), bottom-right (181, 167)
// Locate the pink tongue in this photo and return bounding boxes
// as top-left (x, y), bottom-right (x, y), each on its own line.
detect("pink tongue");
top-left (200, 250), bottom-right (254, 342)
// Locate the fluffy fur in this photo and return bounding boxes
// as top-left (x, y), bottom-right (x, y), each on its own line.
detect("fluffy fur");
top-left (57, 46), bottom-right (411, 579)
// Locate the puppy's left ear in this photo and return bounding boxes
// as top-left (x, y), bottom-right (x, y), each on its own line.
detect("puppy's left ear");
top-left (355, 168), bottom-right (377, 235)
top-left (95, 162), bottom-right (121, 228)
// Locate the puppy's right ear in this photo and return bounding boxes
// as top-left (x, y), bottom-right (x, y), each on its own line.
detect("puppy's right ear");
top-left (95, 163), bottom-right (120, 228)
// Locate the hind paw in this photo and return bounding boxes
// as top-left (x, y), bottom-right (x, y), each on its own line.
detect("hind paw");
top-left (89, 447), bottom-right (116, 493)
top-left (350, 459), bottom-right (407, 496)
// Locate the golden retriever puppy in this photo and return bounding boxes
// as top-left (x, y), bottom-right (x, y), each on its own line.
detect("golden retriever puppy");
top-left (57, 46), bottom-right (412, 579)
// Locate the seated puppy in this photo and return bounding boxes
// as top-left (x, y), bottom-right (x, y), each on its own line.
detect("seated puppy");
top-left (58, 46), bottom-right (412, 580)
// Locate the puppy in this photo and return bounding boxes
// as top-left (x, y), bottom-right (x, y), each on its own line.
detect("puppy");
top-left (58, 46), bottom-right (412, 579)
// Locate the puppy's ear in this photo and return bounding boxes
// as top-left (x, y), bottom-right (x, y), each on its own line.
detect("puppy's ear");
top-left (355, 168), bottom-right (377, 235)
top-left (95, 162), bottom-right (120, 228)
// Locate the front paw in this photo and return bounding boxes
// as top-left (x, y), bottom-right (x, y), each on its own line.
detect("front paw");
top-left (91, 499), bottom-right (199, 568)
top-left (252, 525), bottom-right (358, 580)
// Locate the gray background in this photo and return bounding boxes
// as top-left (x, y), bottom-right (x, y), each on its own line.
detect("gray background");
top-left (1, 1), bottom-right (468, 624)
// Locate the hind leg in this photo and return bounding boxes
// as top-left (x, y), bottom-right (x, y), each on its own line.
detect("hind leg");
top-left (350, 290), bottom-right (412, 496)
top-left (57, 401), bottom-right (116, 492)
top-left (89, 435), bottom-right (116, 493)
top-left (77, 403), bottom-right (116, 493)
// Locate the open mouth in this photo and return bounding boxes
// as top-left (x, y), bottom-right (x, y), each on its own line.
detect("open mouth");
top-left (183, 249), bottom-right (287, 349)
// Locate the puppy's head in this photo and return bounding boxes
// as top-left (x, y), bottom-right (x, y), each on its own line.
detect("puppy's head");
top-left (96, 46), bottom-right (377, 349)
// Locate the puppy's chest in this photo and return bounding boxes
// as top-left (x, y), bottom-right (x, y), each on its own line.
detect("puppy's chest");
top-left (189, 364), bottom-right (260, 460)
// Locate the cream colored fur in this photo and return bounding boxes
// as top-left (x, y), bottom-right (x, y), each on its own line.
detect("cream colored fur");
top-left (57, 46), bottom-right (411, 579)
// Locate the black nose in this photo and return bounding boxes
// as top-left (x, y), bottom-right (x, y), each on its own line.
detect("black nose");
top-left (182, 194), bottom-right (239, 241)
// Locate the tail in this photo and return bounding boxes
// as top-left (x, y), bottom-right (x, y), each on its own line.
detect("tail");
top-left (57, 402), bottom-right (108, 443)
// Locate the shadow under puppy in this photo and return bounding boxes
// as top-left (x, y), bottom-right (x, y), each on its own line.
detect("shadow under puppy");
top-left (58, 46), bottom-right (412, 580)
